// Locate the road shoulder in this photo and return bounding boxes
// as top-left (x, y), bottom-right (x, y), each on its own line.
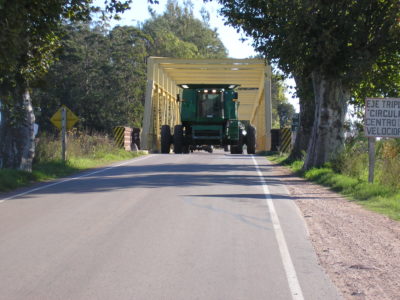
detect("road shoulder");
top-left (266, 159), bottom-right (400, 300)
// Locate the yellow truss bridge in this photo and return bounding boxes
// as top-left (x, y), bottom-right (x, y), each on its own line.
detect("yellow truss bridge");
top-left (141, 57), bottom-right (272, 152)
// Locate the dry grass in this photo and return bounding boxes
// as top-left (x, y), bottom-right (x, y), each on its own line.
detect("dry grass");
top-left (35, 130), bottom-right (118, 163)
top-left (0, 131), bottom-right (145, 192)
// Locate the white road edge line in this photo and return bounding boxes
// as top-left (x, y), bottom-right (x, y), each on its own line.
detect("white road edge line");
top-left (0, 155), bottom-right (152, 204)
top-left (265, 160), bottom-right (311, 238)
top-left (251, 156), bottom-right (304, 300)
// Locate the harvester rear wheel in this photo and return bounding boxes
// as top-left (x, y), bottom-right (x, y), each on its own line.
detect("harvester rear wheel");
top-left (246, 125), bottom-right (256, 154)
top-left (161, 125), bottom-right (171, 154)
top-left (173, 125), bottom-right (184, 154)
top-left (230, 137), bottom-right (243, 154)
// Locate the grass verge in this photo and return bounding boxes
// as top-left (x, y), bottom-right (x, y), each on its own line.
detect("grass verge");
top-left (267, 153), bottom-right (400, 221)
top-left (0, 150), bottom-right (146, 193)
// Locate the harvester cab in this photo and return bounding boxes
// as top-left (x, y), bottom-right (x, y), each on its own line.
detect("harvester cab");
top-left (161, 84), bottom-right (256, 154)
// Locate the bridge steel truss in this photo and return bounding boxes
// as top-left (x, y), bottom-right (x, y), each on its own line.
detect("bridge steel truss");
top-left (141, 57), bottom-right (272, 152)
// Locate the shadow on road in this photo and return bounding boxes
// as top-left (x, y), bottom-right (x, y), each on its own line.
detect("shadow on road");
top-left (2, 157), bottom-right (333, 202)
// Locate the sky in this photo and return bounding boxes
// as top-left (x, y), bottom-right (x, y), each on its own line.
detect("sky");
top-left (97, 0), bottom-right (299, 110)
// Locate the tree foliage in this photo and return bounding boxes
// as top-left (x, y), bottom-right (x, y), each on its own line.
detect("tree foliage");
top-left (0, 1), bottom-right (87, 89)
top-left (351, 52), bottom-right (400, 111)
top-left (218, 1), bottom-right (399, 84)
top-left (0, 0), bottom-right (122, 92)
top-left (143, 0), bottom-right (227, 58)
top-left (33, 23), bottom-right (151, 132)
top-left (33, 1), bottom-right (228, 134)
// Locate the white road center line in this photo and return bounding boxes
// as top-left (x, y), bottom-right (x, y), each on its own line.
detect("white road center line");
top-left (251, 156), bottom-right (304, 300)
top-left (0, 155), bottom-right (152, 204)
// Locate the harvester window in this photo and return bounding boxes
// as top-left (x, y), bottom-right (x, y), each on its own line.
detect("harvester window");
top-left (198, 92), bottom-right (222, 118)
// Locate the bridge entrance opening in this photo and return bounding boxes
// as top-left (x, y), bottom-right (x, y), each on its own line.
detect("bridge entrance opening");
top-left (141, 57), bottom-right (272, 153)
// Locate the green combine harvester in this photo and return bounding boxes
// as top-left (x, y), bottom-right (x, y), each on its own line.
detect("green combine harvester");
top-left (160, 84), bottom-right (256, 154)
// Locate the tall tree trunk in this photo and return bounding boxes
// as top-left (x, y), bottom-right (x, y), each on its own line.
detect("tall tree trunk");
top-left (303, 71), bottom-right (348, 170)
top-left (0, 81), bottom-right (35, 171)
top-left (288, 74), bottom-right (315, 161)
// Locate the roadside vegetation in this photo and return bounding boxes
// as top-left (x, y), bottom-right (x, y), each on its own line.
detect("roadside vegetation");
top-left (0, 132), bottom-right (145, 192)
top-left (268, 136), bottom-right (400, 221)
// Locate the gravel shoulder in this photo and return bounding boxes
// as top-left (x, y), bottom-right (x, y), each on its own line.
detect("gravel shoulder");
top-left (267, 160), bottom-right (400, 300)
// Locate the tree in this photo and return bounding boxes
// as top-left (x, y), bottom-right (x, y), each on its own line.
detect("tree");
top-left (217, 0), bottom-right (400, 169)
top-left (0, 0), bottom-right (140, 171)
top-left (288, 74), bottom-right (315, 161)
top-left (0, 0), bottom-right (149, 170)
top-left (33, 22), bottom-right (152, 133)
top-left (143, 0), bottom-right (227, 59)
top-left (108, 25), bottom-right (152, 128)
top-left (0, 0), bottom-right (68, 170)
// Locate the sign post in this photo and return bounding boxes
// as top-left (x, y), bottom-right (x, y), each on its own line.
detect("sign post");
top-left (365, 97), bottom-right (400, 182)
top-left (50, 105), bottom-right (79, 161)
top-left (368, 137), bottom-right (375, 183)
top-left (61, 107), bottom-right (67, 161)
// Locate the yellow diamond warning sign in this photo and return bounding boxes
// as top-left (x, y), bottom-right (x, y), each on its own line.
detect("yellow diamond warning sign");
top-left (50, 105), bottom-right (79, 130)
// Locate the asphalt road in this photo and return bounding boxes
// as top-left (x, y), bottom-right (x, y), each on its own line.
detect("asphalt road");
top-left (0, 151), bottom-right (340, 300)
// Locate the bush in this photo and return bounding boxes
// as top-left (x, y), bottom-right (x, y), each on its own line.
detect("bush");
top-left (377, 139), bottom-right (400, 189)
top-left (34, 132), bottom-right (62, 163)
top-left (35, 130), bottom-right (118, 163)
top-left (331, 137), bottom-right (369, 180)
top-left (333, 136), bottom-right (400, 190)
